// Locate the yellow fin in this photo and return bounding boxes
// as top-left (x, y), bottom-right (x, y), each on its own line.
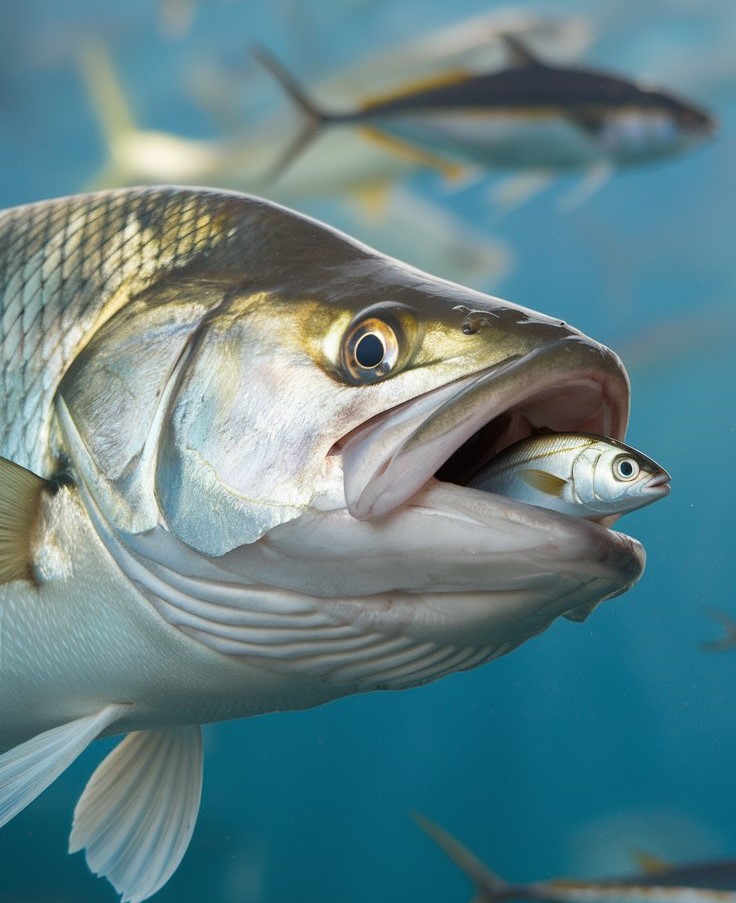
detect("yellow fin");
top-left (0, 457), bottom-right (50, 583)
top-left (358, 125), bottom-right (467, 179)
top-left (519, 468), bottom-right (567, 497)
top-left (632, 850), bottom-right (672, 874)
top-left (350, 181), bottom-right (393, 222)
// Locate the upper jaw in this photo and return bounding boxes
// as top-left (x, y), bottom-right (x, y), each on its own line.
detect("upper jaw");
top-left (340, 335), bottom-right (630, 521)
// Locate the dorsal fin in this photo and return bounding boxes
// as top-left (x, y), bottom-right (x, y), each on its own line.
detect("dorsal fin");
top-left (519, 468), bottom-right (568, 497)
top-left (500, 33), bottom-right (548, 68)
top-left (0, 457), bottom-right (52, 583)
top-left (632, 850), bottom-right (672, 874)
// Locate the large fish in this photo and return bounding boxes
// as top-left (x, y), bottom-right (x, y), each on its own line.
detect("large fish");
top-left (0, 186), bottom-right (644, 902)
top-left (254, 36), bottom-right (715, 179)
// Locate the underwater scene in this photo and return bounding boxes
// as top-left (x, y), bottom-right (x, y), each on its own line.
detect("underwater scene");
top-left (0, 0), bottom-right (735, 901)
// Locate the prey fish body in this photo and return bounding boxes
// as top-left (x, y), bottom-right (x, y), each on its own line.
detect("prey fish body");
top-left (468, 432), bottom-right (670, 519)
top-left (0, 187), bottom-right (645, 901)
top-left (254, 35), bottom-right (715, 179)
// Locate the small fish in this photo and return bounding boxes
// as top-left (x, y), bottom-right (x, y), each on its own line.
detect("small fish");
top-left (0, 187), bottom-right (645, 902)
top-left (414, 813), bottom-right (736, 903)
top-left (254, 35), bottom-right (715, 181)
top-left (468, 433), bottom-right (670, 519)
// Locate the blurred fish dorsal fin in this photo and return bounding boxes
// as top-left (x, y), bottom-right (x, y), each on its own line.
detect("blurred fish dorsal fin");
top-left (519, 469), bottom-right (568, 496)
top-left (500, 33), bottom-right (548, 68)
top-left (0, 457), bottom-right (52, 584)
top-left (412, 812), bottom-right (512, 899)
top-left (70, 726), bottom-right (204, 903)
top-left (360, 68), bottom-right (471, 110)
top-left (632, 850), bottom-right (672, 874)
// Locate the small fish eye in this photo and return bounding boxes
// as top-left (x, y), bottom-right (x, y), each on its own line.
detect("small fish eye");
top-left (342, 315), bottom-right (400, 383)
top-left (614, 455), bottom-right (640, 481)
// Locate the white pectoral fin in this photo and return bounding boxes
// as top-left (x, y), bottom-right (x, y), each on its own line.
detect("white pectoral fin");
top-left (558, 160), bottom-right (614, 212)
top-left (70, 726), bottom-right (204, 903)
top-left (0, 704), bottom-right (128, 828)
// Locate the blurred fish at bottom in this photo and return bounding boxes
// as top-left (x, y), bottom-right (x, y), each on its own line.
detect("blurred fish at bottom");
top-left (415, 814), bottom-right (736, 903)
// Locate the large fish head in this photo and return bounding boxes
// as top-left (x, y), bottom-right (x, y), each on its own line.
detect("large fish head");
top-left (56, 190), bottom-right (644, 699)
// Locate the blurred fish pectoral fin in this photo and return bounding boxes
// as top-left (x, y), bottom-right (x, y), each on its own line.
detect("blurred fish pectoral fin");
top-left (70, 726), bottom-right (203, 903)
top-left (519, 469), bottom-right (568, 496)
top-left (558, 161), bottom-right (615, 212)
top-left (358, 125), bottom-right (466, 179)
top-left (0, 456), bottom-right (54, 584)
top-left (0, 704), bottom-right (128, 829)
top-left (487, 170), bottom-right (556, 218)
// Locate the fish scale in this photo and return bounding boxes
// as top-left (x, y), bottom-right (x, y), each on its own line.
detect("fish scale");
top-left (0, 188), bottom-right (238, 472)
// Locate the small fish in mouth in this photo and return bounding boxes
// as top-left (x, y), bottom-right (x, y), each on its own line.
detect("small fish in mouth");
top-left (469, 432), bottom-right (670, 520)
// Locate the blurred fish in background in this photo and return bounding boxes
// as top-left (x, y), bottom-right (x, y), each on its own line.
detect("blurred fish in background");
top-left (415, 813), bottom-right (736, 903)
top-left (253, 34), bottom-right (714, 187)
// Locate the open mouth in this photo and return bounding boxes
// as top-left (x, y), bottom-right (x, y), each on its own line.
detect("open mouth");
top-left (340, 336), bottom-right (629, 521)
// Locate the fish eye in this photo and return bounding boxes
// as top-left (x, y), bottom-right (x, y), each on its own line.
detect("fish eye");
top-left (342, 316), bottom-right (401, 383)
top-left (613, 455), bottom-right (640, 481)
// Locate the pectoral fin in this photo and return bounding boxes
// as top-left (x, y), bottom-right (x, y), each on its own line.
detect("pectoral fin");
top-left (358, 125), bottom-right (468, 180)
top-left (519, 469), bottom-right (567, 496)
top-left (70, 726), bottom-right (204, 903)
top-left (0, 704), bottom-right (127, 828)
top-left (0, 456), bottom-right (53, 584)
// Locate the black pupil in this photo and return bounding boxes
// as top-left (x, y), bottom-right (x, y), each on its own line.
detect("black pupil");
top-left (619, 460), bottom-right (634, 476)
top-left (355, 333), bottom-right (385, 368)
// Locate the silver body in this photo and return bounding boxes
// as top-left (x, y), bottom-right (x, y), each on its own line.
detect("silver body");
top-left (0, 187), bottom-right (647, 898)
top-left (470, 433), bottom-right (670, 518)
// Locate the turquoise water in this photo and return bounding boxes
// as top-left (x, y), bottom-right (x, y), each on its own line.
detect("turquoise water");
top-left (2, 1), bottom-right (736, 901)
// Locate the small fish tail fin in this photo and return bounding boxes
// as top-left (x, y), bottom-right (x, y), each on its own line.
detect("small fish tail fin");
top-left (412, 812), bottom-right (516, 902)
top-left (251, 45), bottom-right (328, 180)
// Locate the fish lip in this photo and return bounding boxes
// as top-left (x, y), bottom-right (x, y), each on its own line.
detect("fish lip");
top-left (643, 471), bottom-right (671, 494)
top-left (341, 335), bottom-right (629, 522)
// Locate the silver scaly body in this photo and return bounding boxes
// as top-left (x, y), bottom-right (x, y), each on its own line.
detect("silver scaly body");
top-left (0, 186), bottom-right (646, 901)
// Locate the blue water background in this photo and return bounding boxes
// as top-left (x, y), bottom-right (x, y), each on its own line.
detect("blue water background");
top-left (1, 1), bottom-right (735, 900)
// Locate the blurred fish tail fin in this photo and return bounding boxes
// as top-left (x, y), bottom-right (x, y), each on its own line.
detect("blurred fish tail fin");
top-left (252, 45), bottom-right (329, 180)
top-left (78, 41), bottom-right (137, 154)
top-left (412, 812), bottom-right (517, 902)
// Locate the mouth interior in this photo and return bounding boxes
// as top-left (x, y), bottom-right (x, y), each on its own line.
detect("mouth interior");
top-left (435, 380), bottom-right (616, 491)
top-left (335, 365), bottom-right (625, 522)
